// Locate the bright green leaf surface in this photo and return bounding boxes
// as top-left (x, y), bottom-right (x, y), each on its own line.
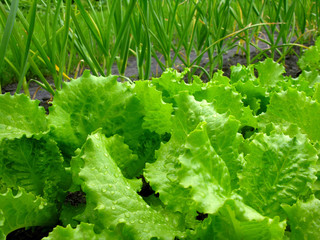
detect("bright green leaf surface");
top-left (177, 122), bottom-right (231, 213)
top-left (151, 68), bottom-right (203, 104)
top-left (298, 37), bottom-right (320, 71)
top-left (48, 71), bottom-right (143, 156)
top-left (174, 93), bottom-right (243, 189)
top-left (262, 88), bottom-right (320, 142)
top-left (192, 199), bottom-right (285, 240)
top-left (255, 58), bottom-right (285, 88)
top-left (0, 135), bottom-right (69, 202)
top-left (194, 84), bottom-right (257, 128)
top-left (101, 134), bottom-right (140, 179)
top-left (44, 222), bottom-right (122, 240)
top-left (0, 93), bottom-right (47, 141)
top-left (134, 81), bottom-right (173, 135)
top-left (282, 196), bottom-right (320, 240)
top-left (71, 130), bottom-right (185, 240)
top-left (0, 188), bottom-right (57, 237)
top-left (145, 94), bottom-right (242, 216)
top-left (239, 133), bottom-right (318, 219)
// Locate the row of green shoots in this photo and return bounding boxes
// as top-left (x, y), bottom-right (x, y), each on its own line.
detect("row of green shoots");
top-left (0, 0), bottom-right (319, 96)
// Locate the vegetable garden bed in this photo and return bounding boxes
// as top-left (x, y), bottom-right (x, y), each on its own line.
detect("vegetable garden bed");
top-left (1, 38), bottom-right (320, 239)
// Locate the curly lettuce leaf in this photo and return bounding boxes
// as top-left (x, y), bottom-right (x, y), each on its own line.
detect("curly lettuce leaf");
top-left (134, 81), bottom-right (173, 135)
top-left (43, 223), bottom-right (122, 240)
top-left (194, 84), bottom-right (257, 128)
top-left (151, 68), bottom-right (203, 104)
top-left (177, 122), bottom-right (231, 213)
top-left (261, 88), bottom-right (320, 142)
top-left (71, 130), bottom-right (185, 240)
top-left (230, 64), bottom-right (269, 114)
top-left (298, 37), bottom-right (320, 71)
top-left (146, 122), bottom-right (232, 217)
top-left (48, 71), bottom-right (142, 156)
top-left (145, 94), bottom-right (242, 216)
top-left (175, 93), bottom-right (243, 188)
top-left (191, 199), bottom-right (285, 240)
top-left (99, 134), bottom-right (140, 179)
top-left (0, 135), bottom-right (69, 203)
top-left (282, 196), bottom-right (320, 240)
top-left (314, 82), bottom-right (320, 102)
top-left (239, 133), bottom-right (318, 219)
top-left (0, 188), bottom-right (58, 237)
top-left (255, 58), bottom-right (285, 88)
top-left (144, 134), bottom-right (195, 218)
top-left (0, 93), bottom-right (47, 141)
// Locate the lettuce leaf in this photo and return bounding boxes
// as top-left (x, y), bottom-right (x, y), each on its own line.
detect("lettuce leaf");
top-left (71, 129), bottom-right (185, 240)
top-left (134, 81), bottom-right (173, 135)
top-left (298, 37), bottom-right (320, 72)
top-left (261, 88), bottom-right (320, 142)
top-left (191, 199), bottom-right (285, 240)
top-left (177, 122), bottom-right (231, 213)
top-left (282, 196), bottom-right (320, 240)
top-left (145, 93), bottom-right (243, 217)
top-left (239, 132), bottom-right (318, 219)
top-left (151, 68), bottom-right (203, 104)
top-left (0, 93), bottom-right (47, 141)
top-left (43, 222), bottom-right (123, 240)
top-left (194, 83), bottom-right (257, 128)
top-left (0, 135), bottom-right (69, 203)
top-left (48, 71), bottom-right (142, 156)
top-left (255, 58), bottom-right (286, 88)
top-left (0, 188), bottom-right (57, 238)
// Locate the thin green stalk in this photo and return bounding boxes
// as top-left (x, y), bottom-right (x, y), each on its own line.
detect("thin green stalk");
top-left (57, 0), bottom-right (71, 88)
top-left (0, 0), bottom-right (19, 92)
top-left (16, 0), bottom-right (39, 95)
top-left (108, 0), bottom-right (137, 75)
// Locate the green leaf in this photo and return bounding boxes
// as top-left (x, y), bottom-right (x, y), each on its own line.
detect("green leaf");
top-left (0, 93), bottom-right (47, 141)
top-left (48, 72), bottom-right (160, 175)
top-left (191, 199), bottom-right (285, 240)
top-left (99, 134), bottom-right (140, 179)
top-left (43, 222), bottom-right (122, 240)
top-left (177, 122), bottom-right (231, 213)
top-left (239, 132), bottom-right (318, 219)
top-left (59, 202), bottom-right (86, 228)
top-left (314, 82), bottom-right (320, 102)
top-left (174, 93), bottom-right (243, 189)
top-left (71, 130), bottom-right (185, 240)
top-left (48, 71), bottom-right (142, 156)
top-left (255, 58), bottom-right (285, 88)
top-left (230, 64), bottom-right (269, 114)
top-left (194, 84), bottom-right (257, 128)
top-left (144, 134), bottom-right (195, 218)
top-left (134, 80), bottom-right (173, 135)
top-left (145, 94), bottom-right (242, 216)
top-left (298, 37), bottom-right (320, 71)
top-left (282, 196), bottom-right (320, 240)
top-left (151, 68), bottom-right (203, 104)
top-left (0, 135), bottom-right (69, 203)
top-left (262, 88), bottom-right (320, 142)
top-left (0, 188), bottom-right (58, 237)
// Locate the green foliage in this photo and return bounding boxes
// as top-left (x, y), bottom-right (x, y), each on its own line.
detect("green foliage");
top-left (0, 58), bottom-right (319, 239)
top-left (0, 93), bottom-right (47, 141)
top-left (1, 0), bottom-right (319, 92)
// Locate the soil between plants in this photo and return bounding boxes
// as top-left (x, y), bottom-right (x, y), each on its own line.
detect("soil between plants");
top-left (2, 45), bottom-right (309, 239)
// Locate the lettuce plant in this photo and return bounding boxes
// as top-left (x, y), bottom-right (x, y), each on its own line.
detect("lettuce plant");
top-left (0, 58), bottom-right (319, 239)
